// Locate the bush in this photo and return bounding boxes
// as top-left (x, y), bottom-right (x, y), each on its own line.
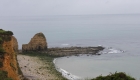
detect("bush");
top-left (0, 47), bottom-right (5, 53)
top-left (0, 37), bottom-right (2, 42)
top-left (0, 62), bottom-right (3, 68)
top-left (0, 29), bottom-right (13, 35)
top-left (4, 31), bottom-right (13, 35)
top-left (0, 70), bottom-right (13, 80)
top-left (91, 72), bottom-right (135, 80)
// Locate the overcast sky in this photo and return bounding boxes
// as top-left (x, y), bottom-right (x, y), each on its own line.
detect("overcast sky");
top-left (0, 0), bottom-right (140, 16)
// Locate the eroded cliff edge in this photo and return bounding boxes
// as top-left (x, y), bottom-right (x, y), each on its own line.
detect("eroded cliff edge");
top-left (0, 29), bottom-right (23, 80)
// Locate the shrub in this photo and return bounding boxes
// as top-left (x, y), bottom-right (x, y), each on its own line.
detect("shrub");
top-left (91, 72), bottom-right (135, 80)
top-left (0, 62), bottom-right (3, 68)
top-left (0, 37), bottom-right (2, 42)
top-left (0, 47), bottom-right (5, 53)
top-left (0, 70), bottom-right (13, 80)
top-left (4, 31), bottom-right (13, 35)
top-left (0, 29), bottom-right (13, 35)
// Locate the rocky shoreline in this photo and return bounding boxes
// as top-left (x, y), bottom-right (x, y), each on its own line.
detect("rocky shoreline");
top-left (47, 46), bottom-right (104, 56)
top-left (21, 32), bottom-right (104, 57)
top-left (19, 32), bottom-right (105, 80)
top-left (18, 46), bottom-right (104, 80)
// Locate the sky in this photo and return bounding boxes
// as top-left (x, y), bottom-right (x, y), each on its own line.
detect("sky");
top-left (0, 0), bottom-right (140, 16)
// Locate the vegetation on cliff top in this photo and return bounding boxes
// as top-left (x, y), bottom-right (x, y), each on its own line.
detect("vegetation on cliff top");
top-left (0, 29), bottom-right (13, 53)
top-left (91, 72), bottom-right (135, 80)
top-left (0, 29), bottom-right (13, 61)
top-left (0, 29), bottom-right (14, 80)
top-left (0, 29), bottom-right (13, 35)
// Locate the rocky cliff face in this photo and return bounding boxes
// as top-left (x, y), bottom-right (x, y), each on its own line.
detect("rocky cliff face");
top-left (22, 32), bottom-right (47, 52)
top-left (0, 29), bottom-right (23, 80)
top-left (12, 36), bottom-right (18, 53)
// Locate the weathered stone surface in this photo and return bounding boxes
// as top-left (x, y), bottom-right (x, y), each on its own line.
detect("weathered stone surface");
top-left (22, 32), bottom-right (47, 52)
top-left (12, 36), bottom-right (18, 52)
top-left (47, 46), bottom-right (104, 56)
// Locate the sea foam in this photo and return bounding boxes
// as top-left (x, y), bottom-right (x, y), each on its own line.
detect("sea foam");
top-left (99, 47), bottom-right (125, 54)
top-left (53, 59), bottom-right (81, 80)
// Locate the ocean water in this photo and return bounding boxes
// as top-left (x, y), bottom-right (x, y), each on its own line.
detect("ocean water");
top-left (1, 14), bottom-right (140, 79)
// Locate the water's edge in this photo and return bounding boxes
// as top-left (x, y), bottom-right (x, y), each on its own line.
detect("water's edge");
top-left (53, 58), bottom-right (81, 80)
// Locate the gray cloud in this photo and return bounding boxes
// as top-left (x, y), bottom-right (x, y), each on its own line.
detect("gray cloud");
top-left (0, 0), bottom-right (140, 16)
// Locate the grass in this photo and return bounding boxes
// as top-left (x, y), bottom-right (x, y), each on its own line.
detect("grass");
top-left (20, 52), bottom-right (67, 80)
top-left (91, 72), bottom-right (135, 80)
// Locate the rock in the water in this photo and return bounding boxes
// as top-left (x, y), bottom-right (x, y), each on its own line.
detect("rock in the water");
top-left (22, 32), bottom-right (47, 52)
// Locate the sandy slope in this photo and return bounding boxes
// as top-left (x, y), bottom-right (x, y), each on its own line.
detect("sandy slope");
top-left (17, 54), bottom-right (58, 80)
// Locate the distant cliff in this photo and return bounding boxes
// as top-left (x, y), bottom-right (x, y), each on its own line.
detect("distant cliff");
top-left (22, 32), bottom-right (47, 52)
top-left (0, 29), bottom-right (23, 80)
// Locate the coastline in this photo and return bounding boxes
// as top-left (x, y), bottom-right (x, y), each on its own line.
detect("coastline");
top-left (53, 58), bottom-right (81, 80)
top-left (17, 46), bottom-right (104, 80)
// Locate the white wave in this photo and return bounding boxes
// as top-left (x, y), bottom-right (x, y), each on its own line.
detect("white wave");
top-left (58, 68), bottom-right (81, 80)
top-left (108, 49), bottom-right (123, 53)
top-left (53, 59), bottom-right (81, 80)
top-left (99, 47), bottom-right (125, 54)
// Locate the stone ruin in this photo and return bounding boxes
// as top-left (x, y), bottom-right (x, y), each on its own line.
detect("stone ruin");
top-left (22, 32), bottom-right (47, 52)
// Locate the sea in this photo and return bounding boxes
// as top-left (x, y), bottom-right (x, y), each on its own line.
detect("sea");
top-left (1, 14), bottom-right (140, 79)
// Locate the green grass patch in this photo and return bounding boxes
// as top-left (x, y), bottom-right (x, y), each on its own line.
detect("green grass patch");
top-left (91, 72), bottom-right (135, 80)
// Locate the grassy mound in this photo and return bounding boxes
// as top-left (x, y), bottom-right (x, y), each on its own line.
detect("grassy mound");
top-left (91, 72), bottom-right (135, 80)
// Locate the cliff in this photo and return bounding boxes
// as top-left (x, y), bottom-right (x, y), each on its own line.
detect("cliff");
top-left (0, 29), bottom-right (23, 80)
top-left (12, 36), bottom-right (18, 53)
top-left (22, 32), bottom-right (47, 52)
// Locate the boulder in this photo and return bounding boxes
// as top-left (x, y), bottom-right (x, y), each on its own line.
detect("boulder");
top-left (22, 32), bottom-right (47, 52)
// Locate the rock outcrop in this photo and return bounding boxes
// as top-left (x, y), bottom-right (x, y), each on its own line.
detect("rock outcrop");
top-left (48, 46), bottom-right (104, 56)
top-left (12, 36), bottom-right (18, 53)
top-left (22, 32), bottom-right (47, 52)
top-left (0, 29), bottom-right (24, 80)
